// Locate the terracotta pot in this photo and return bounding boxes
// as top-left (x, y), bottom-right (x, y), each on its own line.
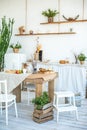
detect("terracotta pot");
top-left (48, 17), bottom-right (53, 23)
top-left (80, 61), bottom-right (84, 65)
top-left (13, 48), bottom-right (19, 53)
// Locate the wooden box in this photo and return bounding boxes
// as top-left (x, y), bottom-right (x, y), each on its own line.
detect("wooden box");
top-left (33, 102), bottom-right (54, 123)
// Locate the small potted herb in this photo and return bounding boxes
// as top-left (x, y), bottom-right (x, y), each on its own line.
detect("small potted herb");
top-left (42, 9), bottom-right (59, 23)
top-left (32, 91), bottom-right (51, 110)
top-left (78, 53), bottom-right (86, 64)
top-left (10, 42), bottom-right (22, 53)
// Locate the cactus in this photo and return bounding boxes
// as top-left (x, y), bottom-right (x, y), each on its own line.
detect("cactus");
top-left (0, 16), bottom-right (14, 71)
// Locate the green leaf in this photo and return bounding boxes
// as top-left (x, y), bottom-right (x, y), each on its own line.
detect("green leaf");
top-left (32, 91), bottom-right (50, 110)
top-left (0, 16), bottom-right (14, 71)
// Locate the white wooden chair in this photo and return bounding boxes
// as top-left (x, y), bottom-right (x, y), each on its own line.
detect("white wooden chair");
top-left (53, 91), bottom-right (78, 123)
top-left (0, 80), bottom-right (18, 125)
top-left (27, 83), bottom-right (35, 105)
top-left (23, 81), bottom-right (35, 105)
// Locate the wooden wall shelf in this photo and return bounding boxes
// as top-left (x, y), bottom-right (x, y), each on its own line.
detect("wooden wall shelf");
top-left (15, 32), bottom-right (76, 36)
top-left (40, 19), bottom-right (87, 24)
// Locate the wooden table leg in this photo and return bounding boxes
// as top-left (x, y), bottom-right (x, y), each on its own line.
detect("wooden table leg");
top-left (12, 84), bottom-right (21, 103)
top-left (48, 80), bottom-right (54, 102)
top-left (35, 83), bottom-right (43, 97)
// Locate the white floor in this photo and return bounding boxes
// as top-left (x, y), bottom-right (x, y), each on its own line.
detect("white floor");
top-left (0, 91), bottom-right (87, 130)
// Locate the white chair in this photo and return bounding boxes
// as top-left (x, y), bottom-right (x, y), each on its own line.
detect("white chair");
top-left (0, 80), bottom-right (18, 125)
top-left (23, 81), bottom-right (35, 105)
top-left (53, 91), bottom-right (78, 123)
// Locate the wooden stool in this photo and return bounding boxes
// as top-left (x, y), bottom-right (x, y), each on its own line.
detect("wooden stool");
top-left (53, 91), bottom-right (78, 123)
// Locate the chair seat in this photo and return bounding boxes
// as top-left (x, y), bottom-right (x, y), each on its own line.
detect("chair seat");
top-left (27, 84), bottom-right (35, 91)
top-left (54, 91), bottom-right (74, 98)
top-left (54, 104), bottom-right (77, 112)
top-left (0, 94), bottom-right (16, 102)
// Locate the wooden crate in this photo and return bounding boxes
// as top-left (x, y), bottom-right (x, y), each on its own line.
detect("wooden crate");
top-left (33, 103), bottom-right (54, 123)
top-left (33, 115), bottom-right (53, 123)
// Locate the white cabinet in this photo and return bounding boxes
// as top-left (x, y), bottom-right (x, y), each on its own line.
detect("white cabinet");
top-left (4, 53), bottom-right (26, 70)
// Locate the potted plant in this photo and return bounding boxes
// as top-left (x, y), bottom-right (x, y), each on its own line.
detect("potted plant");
top-left (0, 16), bottom-right (14, 71)
top-left (78, 53), bottom-right (86, 64)
top-left (42, 9), bottom-right (59, 23)
top-left (32, 91), bottom-right (53, 123)
top-left (32, 91), bottom-right (51, 110)
top-left (10, 42), bottom-right (22, 53)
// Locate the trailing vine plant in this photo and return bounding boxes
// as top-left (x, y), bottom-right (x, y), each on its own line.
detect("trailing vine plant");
top-left (0, 16), bottom-right (14, 71)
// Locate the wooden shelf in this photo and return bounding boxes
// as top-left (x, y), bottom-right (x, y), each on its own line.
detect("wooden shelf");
top-left (15, 32), bottom-right (76, 36)
top-left (40, 19), bottom-right (87, 24)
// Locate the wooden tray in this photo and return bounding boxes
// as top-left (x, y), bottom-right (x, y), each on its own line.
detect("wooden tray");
top-left (5, 70), bottom-right (16, 74)
top-left (38, 70), bottom-right (54, 74)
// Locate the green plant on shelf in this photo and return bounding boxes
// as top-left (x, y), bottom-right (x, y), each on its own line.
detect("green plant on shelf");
top-left (9, 42), bottom-right (22, 49)
top-left (42, 9), bottom-right (59, 23)
top-left (42, 9), bottom-right (59, 17)
top-left (78, 53), bottom-right (86, 61)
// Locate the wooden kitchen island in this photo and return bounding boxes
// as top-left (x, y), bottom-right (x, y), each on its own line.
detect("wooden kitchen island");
top-left (24, 72), bottom-right (58, 102)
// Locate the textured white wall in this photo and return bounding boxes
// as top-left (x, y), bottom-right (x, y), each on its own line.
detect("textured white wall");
top-left (0, 0), bottom-right (87, 63)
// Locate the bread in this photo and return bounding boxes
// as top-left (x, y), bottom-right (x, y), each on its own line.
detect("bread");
top-left (59, 60), bottom-right (66, 64)
top-left (38, 68), bottom-right (54, 74)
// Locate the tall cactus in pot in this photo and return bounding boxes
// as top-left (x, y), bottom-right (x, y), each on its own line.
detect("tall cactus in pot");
top-left (0, 16), bottom-right (14, 71)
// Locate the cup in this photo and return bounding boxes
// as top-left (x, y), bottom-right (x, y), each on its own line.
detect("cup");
top-left (23, 69), bottom-right (27, 74)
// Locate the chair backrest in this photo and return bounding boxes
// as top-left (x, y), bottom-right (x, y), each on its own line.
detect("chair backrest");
top-left (0, 80), bottom-right (7, 100)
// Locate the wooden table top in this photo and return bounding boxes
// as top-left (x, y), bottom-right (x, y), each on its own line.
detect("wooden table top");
top-left (25, 72), bottom-right (58, 84)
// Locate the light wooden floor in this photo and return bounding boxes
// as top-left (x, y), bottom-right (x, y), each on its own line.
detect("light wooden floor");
top-left (0, 91), bottom-right (87, 130)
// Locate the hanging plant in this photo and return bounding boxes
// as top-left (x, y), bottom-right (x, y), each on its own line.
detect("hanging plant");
top-left (0, 16), bottom-right (14, 71)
